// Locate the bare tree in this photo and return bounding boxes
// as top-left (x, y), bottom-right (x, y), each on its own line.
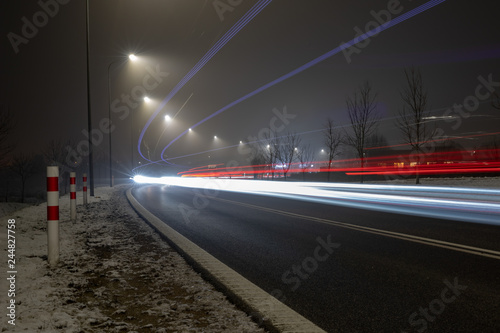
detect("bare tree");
top-left (396, 67), bottom-right (432, 184)
top-left (323, 118), bottom-right (343, 181)
top-left (297, 144), bottom-right (315, 180)
top-left (345, 81), bottom-right (379, 183)
top-left (277, 132), bottom-right (301, 180)
top-left (9, 154), bottom-right (36, 203)
top-left (248, 148), bottom-right (267, 179)
top-left (0, 107), bottom-right (15, 167)
top-left (44, 138), bottom-right (67, 166)
top-left (44, 138), bottom-right (81, 195)
top-left (262, 131), bottom-right (280, 179)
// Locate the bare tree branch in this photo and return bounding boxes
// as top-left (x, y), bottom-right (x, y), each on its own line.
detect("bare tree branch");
top-left (262, 131), bottom-right (280, 179)
top-left (396, 67), bottom-right (432, 184)
top-left (323, 117), bottom-right (343, 181)
top-left (9, 154), bottom-right (36, 203)
top-left (277, 132), bottom-right (301, 180)
top-left (297, 144), bottom-right (315, 180)
top-left (345, 81), bottom-right (379, 183)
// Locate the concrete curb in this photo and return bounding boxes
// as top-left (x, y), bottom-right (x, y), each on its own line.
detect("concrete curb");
top-left (126, 187), bottom-right (326, 333)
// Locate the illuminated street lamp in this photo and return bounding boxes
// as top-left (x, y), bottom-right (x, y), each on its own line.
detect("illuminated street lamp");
top-left (129, 54), bottom-right (138, 61)
top-left (164, 115), bottom-right (171, 121)
top-left (143, 96), bottom-right (151, 103)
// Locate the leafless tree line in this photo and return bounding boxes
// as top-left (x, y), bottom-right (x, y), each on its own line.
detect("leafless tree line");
top-left (248, 130), bottom-right (317, 180)
top-left (322, 67), bottom-right (436, 184)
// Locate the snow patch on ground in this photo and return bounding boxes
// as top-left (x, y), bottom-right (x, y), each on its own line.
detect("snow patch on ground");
top-left (0, 202), bottom-right (32, 219)
top-left (2, 177), bottom-right (498, 332)
top-left (1, 185), bottom-right (264, 332)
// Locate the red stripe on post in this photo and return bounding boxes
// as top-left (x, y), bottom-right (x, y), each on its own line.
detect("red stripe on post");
top-left (47, 177), bottom-right (58, 191)
top-left (70, 192), bottom-right (76, 199)
top-left (70, 178), bottom-right (76, 185)
top-left (83, 177), bottom-right (87, 182)
top-left (83, 186), bottom-right (87, 191)
top-left (47, 205), bottom-right (59, 221)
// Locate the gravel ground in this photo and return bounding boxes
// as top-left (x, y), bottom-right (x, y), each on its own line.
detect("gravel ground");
top-left (0, 185), bottom-right (265, 333)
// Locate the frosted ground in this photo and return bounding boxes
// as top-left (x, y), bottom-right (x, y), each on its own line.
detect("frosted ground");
top-left (0, 185), bottom-right (264, 333)
top-left (1, 176), bottom-right (499, 332)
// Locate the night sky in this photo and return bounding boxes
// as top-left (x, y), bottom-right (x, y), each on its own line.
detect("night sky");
top-left (2, 0), bottom-right (499, 178)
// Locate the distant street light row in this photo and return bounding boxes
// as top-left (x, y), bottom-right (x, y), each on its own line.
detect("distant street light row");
top-left (124, 54), bottom-right (328, 160)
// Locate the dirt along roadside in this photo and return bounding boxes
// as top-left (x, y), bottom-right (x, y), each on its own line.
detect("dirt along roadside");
top-left (1, 184), bottom-right (265, 332)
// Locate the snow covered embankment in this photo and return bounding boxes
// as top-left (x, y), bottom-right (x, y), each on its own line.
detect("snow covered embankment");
top-left (1, 185), bottom-right (264, 332)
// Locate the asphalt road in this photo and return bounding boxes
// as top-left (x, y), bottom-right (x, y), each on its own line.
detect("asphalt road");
top-left (132, 184), bottom-right (500, 332)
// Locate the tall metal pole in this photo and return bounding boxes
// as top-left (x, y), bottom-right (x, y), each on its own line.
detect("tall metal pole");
top-left (86, 0), bottom-right (95, 196)
top-left (107, 61), bottom-right (116, 188)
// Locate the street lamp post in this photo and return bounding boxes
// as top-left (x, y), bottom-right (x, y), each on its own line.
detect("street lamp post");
top-left (108, 54), bottom-right (137, 185)
top-left (85, 0), bottom-right (94, 196)
top-left (107, 60), bottom-right (120, 187)
top-left (131, 96), bottom-right (151, 171)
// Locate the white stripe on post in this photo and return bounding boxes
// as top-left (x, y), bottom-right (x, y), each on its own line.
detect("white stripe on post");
top-left (47, 166), bottom-right (59, 267)
top-left (70, 172), bottom-right (76, 220)
top-left (83, 173), bottom-right (88, 205)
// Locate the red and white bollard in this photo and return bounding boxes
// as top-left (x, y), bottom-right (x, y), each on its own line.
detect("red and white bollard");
top-left (47, 166), bottom-right (59, 267)
top-left (83, 173), bottom-right (88, 205)
top-left (70, 172), bottom-right (76, 220)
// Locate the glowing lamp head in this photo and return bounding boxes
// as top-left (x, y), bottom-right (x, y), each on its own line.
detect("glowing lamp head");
top-left (144, 96), bottom-right (151, 103)
top-left (165, 115), bottom-right (171, 121)
top-left (129, 54), bottom-right (138, 61)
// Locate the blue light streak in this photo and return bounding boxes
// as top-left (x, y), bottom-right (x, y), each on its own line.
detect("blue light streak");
top-left (137, 0), bottom-right (273, 162)
top-left (160, 0), bottom-right (447, 163)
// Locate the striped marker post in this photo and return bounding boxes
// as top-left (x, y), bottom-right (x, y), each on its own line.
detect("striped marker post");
top-left (83, 173), bottom-right (88, 205)
top-left (47, 166), bottom-right (59, 267)
top-left (70, 172), bottom-right (76, 220)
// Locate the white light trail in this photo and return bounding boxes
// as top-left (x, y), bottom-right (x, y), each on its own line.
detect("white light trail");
top-left (133, 176), bottom-right (500, 226)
